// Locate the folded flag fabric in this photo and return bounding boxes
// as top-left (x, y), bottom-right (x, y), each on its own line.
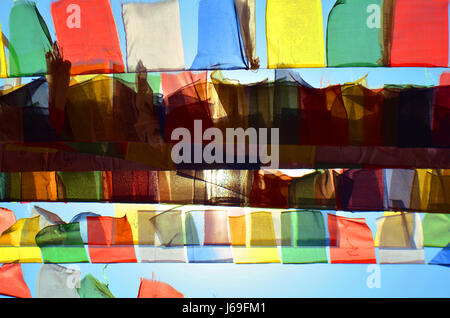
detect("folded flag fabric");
top-left (0, 264), bottom-right (32, 298)
top-left (390, 0), bottom-right (449, 67)
top-left (423, 214), bottom-right (450, 247)
top-left (51, 0), bottom-right (125, 75)
top-left (326, 0), bottom-right (385, 67)
top-left (191, 0), bottom-right (248, 70)
top-left (266, 0), bottom-right (325, 68)
top-left (36, 264), bottom-right (80, 298)
top-left (281, 211), bottom-right (328, 264)
top-left (138, 277), bottom-right (184, 298)
top-left (0, 207), bottom-right (16, 236)
top-left (30, 205), bottom-right (65, 230)
top-left (138, 210), bottom-right (186, 263)
top-left (234, 0), bottom-right (259, 69)
top-left (78, 273), bottom-right (115, 298)
top-left (376, 212), bottom-right (425, 264)
top-left (328, 214), bottom-right (376, 264)
top-left (122, 0), bottom-right (185, 72)
top-left (8, 0), bottom-right (52, 77)
top-left (35, 222), bottom-right (89, 263)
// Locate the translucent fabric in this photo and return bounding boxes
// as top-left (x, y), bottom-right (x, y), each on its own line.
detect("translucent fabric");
top-left (0, 264), bottom-right (32, 298)
top-left (0, 23), bottom-right (7, 78)
top-left (327, 0), bottom-right (384, 67)
top-left (422, 214), bottom-right (450, 247)
top-left (78, 273), bottom-right (115, 298)
top-left (280, 211), bottom-right (327, 264)
top-left (8, 0), bottom-right (52, 77)
top-left (390, 0), bottom-right (449, 67)
top-left (191, 0), bottom-right (248, 70)
top-left (87, 216), bottom-right (137, 263)
top-left (138, 277), bottom-right (184, 298)
top-left (36, 264), bottom-right (80, 298)
top-left (123, 0), bottom-right (184, 72)
top-left (51, 0), bottom-right (125, 74)
top-left (376, 213), bottom-right (425, 264)
top-left (328, 214), bottom-right (376, 264)
top-left (266, 0), bottom-right (325, 68)
top-left (0, 207), bottom-right (16, 236)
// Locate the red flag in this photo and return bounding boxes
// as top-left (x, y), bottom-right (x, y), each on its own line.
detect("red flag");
top-left (138, 277), bottom-right (184, 298)
top-left (87, 216), bottom-right (137, 263)
top-left (51, 0), bottom-right (125, 74)
top-left (0, 264), bottom-right (32, 298)
top-left (0, 207), bottom-right (16, 235)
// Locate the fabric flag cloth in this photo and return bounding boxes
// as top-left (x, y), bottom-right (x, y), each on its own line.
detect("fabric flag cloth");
top-left (30, 205), bottom-right (65, 230)
top-left (0, 207), bottom-right (16, 236)
top-left (376, 213), bottom-right (425, 264)
top-left (57, 171), bottom-right (102, 201)
top-left (138, 277), bottom-right (184, 298)
top-left (191, 0), bottom-right (248, 70)
top-left (87, 216), bottom-right (137, 263)
top-left (433, 85), bottom-right (450, 148)
top-left (123, 0), bottom-right (185, 72)
top-left (0, 264), bottom-right (32, 298)
top-left (35, 222), bottom-right (89, 263)
top-left (390, 0), bottom-right (449, 67)
top-left (266, 0), bottom-right (325, 68)
top-left (36, 264), bottom-right (80, 298)
top-left (422, 214), bottom-right (450, 247)
top-left (51, 0), bottom-right (125, 74)
top-left (385, 169), bottom-right (415, 210)
top-left (138, 210), bottom-right (186, 263)
top-left (328, 214), bottom-right (376, 264)
top-left (234, 0), bottom-right (259, 69)
top-left (185, 210), bottom-right (233, 263)
top-left (78, 273), bottom-right (115, 298)
top-left (229, 212), bottom-right (280, 264)
top-left (0, 216), bottom-right (42, 263)
top-left (430, 244), bottom-right (450, 265)
top-left (21, 172), bottom-right (58, 202)
top-left (0, 23), bottom-right (7, 78)
top-left (8, 0), bottom-right (52, 77)
top-left (326, 0), bottom-right (384, 67)
top-left (281, 211), bottom-right (327, 264)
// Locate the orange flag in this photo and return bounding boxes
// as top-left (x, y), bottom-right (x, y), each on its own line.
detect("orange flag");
top-left (0, 264), bottom-right (32, 298)
top-left (0, 208), bottom-right (16, 235)
top-left (138, 277), bottom-right (184, 298)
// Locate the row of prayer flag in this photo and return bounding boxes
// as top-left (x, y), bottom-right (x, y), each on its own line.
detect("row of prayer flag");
top-left (1, 205), bottom-right (449, 264)
top-left (1, 72), bottom-right (450, 150)
top-left (2, 0), bottom-right (450, 77)
top-left (0, 169), bottom-right (448, 213)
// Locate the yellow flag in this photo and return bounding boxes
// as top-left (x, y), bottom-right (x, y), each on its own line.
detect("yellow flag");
top-left (0, 216), bottom-right (43, 263)
top-left (266, 0), bottom-right (325, 68)
top-left (0, 23), bottom-right (7, 78)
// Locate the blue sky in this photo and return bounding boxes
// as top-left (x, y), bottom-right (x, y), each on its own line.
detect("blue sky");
top-left (0, 0), bottom-right (449, 298)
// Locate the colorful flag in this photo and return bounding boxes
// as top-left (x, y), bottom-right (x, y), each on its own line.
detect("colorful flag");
top-left (35, 222), bottom-right (89, 263)
top-left (266, 0), bottom-right (325, 68)
top-left (57, 171), bottom-right (102, 201)
top-left (0, 216), bottom-right (42, 263)
top-left (423, 214), bottom-right (450, 247)
top-left (328, 214), bottom-right (376, 264)
top-left (0, 207), bottom-right (16, 236)
top-left (376, 213), bottom-right (425, 264)
top-left (123, 0), bottom-right (185, 72)
top-left (51, 0), bottom-right (125, 74)
top-left (0, 264), bottom-right (32, 298)
top-left (138, 277), bottom-right (184, 298)
top-left (390, 0), bottom-right (449, 67)
top-left (326, 0), bottom-right (384, 67)
top-left (36, 264), bottom-right (80, 298)
top-left (78, 273), bottom-right (115, 298)
top-left (191, 0), bottom-right (248, 70)
top-left (8, 0), bottom-right (52, 77)
top-left (281, 211), bottom-right (328, 264)
top-left (87, 216), bottom-right (137, 263)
